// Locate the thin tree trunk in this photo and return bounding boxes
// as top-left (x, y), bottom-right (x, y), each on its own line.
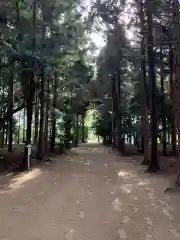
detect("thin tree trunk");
top-left (7, 62), bottom-right (14, 152)
top-left (111, 74), bottom-right (116, 150)
top-left (168, 122), bottom-right (171, 145)
top-left (37, 70), bottom-right (45, 161)
top-left (116, 69), bottom-right (125, 153)
top-left (74, 114), bottom-right (79, 146)
top-left (160, 35), bottom-right (167, 156)
top-left (0, 76), bottom-right (5, 147)
top-left (37, 4), bottom-right (46, 161)
top-left (65, 120), bottom-right (71, 149)
top-left (169, 44), bottom-right (177, 156)
top-left (50, 72), bottom-right (57, 153)
top-left (0, 121), bottom-right (5, 148)
top-left (5, 125), bottom-right (8, 146)
top-left (44, 104), bottom-right (48, 152)
top-left (33, 91), bottom-right (39, 144)
top-left (17, 113), bottom-right (20, 144)
top-left (44, 75), bottom-right (50, 152)
top-left (81, 113), bottom-right (85, 143)
top-left (25, 71), bottom-right (35, 145)
top-left (139, 0), bottom-right (149, 165)
top-left (32, 2), bottom-right (38, 145)
top-left (23, 106), bottom-right (26, 143)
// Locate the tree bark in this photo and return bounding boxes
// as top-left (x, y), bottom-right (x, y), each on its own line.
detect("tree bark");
top-left (25, 70), bottom-right (35, 145)
top-left (50, 72), bottom-right (57, 153)
top-left (146, 1), bottom-right (160, 172)
top-left (37, 69), bottom-right (45, 161)
top-left (111, 74), bottom-right (116, 150)
top-left (74, 114), bottom-right (79, 147)
top-left (44, 74), bottom-right (50, 152)
top-left (114, 68), bottom-right (125, 153)
top-left (169, 43), bottom-right (177, 156)
top-left (33, 91), bottom-right (39, 144)
top-left (23, 106), bottom-right (26, 143)
top-left (81, 113), bottom-right (85, 143)
top-left (7, 62), bottom-right (14, 152)
top-left (139, 0), bottom-right (149, 165)
top-left (160, 35), bottom-right (167, 156)
top-left (173, 0), bottom-right (180, 185)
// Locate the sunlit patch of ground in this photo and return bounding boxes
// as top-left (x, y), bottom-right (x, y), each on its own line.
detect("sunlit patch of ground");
top-left (117, 229), bottom-right (128, 239)
top-left (118, 170), bottom-right (136, 180)
top-left (0, 169), bottom-right (42, 193)
top-left (65, 229), bottom-right (76, 240)
top-left (112, 198), bottom-right (123, 212)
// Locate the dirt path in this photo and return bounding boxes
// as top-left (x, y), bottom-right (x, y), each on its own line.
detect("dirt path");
top-left (0, 144), bottom-right (180, 240)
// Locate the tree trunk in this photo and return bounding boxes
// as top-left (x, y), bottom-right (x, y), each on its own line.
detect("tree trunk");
top-left (74, 114), bottom-right (79, 147)
top-left (25, 71), bottom-right (35, 145)
top-left (160, 36), bottom-right (167, 156)
top-left (0, 122), bottom-right (5, 148)
top-left (168, 122), bottom-right (171, 145)
top-left (0, 77), bottom-right (5, 147)
top-left (44, 104), bottom-right (49, 153)
top-left (81, 113), bottom-right (85, 143)
top-left (115, 69), bottom-right (125, 153)
top-left (5, 125), bottom-right (8, 146)
top-left (65, 120), bottom-right (71, 149)
top-left (7, 62), bottom-right (14, 152)
top-left (17, 113), bottom-right (20, 144)
top-left (44, 75), bottom-right (50, 152)
top-left (50, 72), bottom-right (57, 153)
top-left (139, 0), bottom-right (150, 165)
top-left (37, 70), bottom-right (45, 161)
top-left (146, 1), bottom-right (160, 172)
top-left (33, 91), bottom-right (39, 144)
top-left (173, 0), bottom-right (180, 185)
top-left (23, 106), bottom-right (26, 143)
top-left (111, 74), bottom-right (116, 150)
top-left (169, 43), bottom-right (177, 156)
top-left (32, 1), bottom-right (38, 145)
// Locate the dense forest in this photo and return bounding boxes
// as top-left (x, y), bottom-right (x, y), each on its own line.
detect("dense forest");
top-left (0, 0), bottom-right (93, 170)
top-left (92, 0), bottom-right (180, 180)
top-left (1, 0), bottom-right (180, 186)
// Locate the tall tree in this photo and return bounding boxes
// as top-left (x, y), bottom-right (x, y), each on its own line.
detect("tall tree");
top-left (145, 0), bottom-right (160, 172)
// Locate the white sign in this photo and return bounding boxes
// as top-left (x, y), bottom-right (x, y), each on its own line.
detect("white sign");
top-left (27, 144), bottom-right (32, 156)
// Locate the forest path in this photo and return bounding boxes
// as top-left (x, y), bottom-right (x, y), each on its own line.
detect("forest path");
top-left (0, 144), bottom-right (180, 240)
